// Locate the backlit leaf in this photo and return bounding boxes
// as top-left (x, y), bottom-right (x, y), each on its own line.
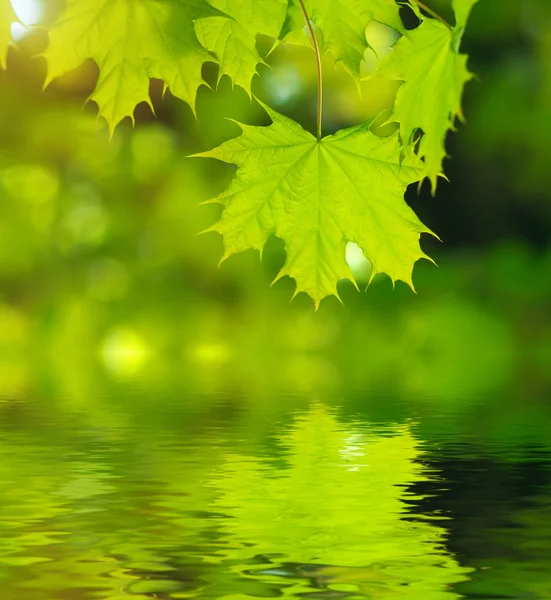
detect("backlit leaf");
top-left (372, 2), bottom-right (479, 190)
top-left (44, 0), bottom-right (223, 133)
top-left (282, 0), bottom-right (404, 79)
top-left (195, 0), bottom-right (287, 93)
top-left (197, 103), bottom-right (434, 307)
top-left (453, 0), bottom-right (480, 29)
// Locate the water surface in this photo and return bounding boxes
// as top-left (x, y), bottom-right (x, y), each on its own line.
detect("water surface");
top-left (0, 384), bottom-right (550, 599)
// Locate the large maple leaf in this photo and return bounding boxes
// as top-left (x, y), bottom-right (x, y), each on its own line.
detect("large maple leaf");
top-left (372, 0), bottom-right (479, 191)
top-left (44, 0), bottom-right (224, 133)
top-left (1, 0), bottom-right (17, 69)
top-left (196, 104), bottom-right (434, 307)
top-left (195, 0), bottom-right (287, 94)
top-left (282, 0), bottom-right (404, 79)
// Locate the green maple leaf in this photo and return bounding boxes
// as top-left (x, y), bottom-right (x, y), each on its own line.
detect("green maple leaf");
top-left (1, 0), bottom-right (17, 69)
top-left (196, 103), bottom-right (434, 307)
top-left (372, 1), bottom-right (479, 191)
top-left (195, 0), bottom-right (287, 93)
top-left (282, 0), bottom-right (404, 79)
top-left (44, 0), bottom-right (224, 133)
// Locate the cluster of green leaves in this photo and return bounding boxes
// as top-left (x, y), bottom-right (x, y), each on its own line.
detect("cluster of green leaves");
top-left (3, 0), bottom-right (479, 306)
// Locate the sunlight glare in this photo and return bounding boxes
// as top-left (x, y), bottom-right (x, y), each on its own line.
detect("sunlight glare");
top-left (10, 0), bottom-right (42, 25)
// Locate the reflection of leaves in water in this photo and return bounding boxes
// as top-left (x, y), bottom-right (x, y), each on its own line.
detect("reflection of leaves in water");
top-left (0, 441), bottom-right (150, 599)
top-left (0, 424), bottom-right (245, 599)
top-left (208, 404), bottom-right (472, 597)
top-left (457, 483), bottom-right (551, 600)
top-left (0, 442), bottom-right (68, 568)
top-left (0, 403), bottom-right (472, 599)
top-left (0, 400), bottom-right (549, 599)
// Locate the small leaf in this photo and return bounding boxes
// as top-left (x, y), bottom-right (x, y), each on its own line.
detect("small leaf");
top-left (282, 0), bottom-right (404, 79)
top-left (195, 0), bottom-right (287, 94)
top-left (453, 0), bottom-right (480, 30)
top-left (372, 18), bottom-right (473, 191)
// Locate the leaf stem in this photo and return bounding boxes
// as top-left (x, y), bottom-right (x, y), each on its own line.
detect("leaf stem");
top-left (410, 0), bottom-right (453, 30)
top-left (297, 0), bottom-right (323, 140)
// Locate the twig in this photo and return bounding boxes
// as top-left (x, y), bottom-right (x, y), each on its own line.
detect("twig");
top-left (297, 0), bottom-right (323, 140)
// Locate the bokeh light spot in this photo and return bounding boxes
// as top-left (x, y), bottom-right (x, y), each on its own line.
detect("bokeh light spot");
top-left (100, 328), bottom-right (151, 379)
